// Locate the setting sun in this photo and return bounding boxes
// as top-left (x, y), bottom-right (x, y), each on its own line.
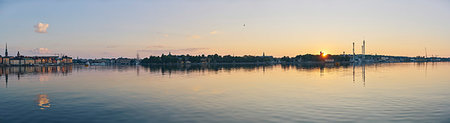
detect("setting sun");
top-left (320, 51), bottom-right (327, 58)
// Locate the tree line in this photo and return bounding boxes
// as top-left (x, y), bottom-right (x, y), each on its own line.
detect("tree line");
top-left (140, 53), bottom-right (351, 65)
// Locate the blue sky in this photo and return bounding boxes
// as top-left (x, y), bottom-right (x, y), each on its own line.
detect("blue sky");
top-left (1, 0), bottom-right (449, 58)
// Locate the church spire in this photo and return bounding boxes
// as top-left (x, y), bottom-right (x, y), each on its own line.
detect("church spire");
top-left (5, 43), bottom-right (8, 57)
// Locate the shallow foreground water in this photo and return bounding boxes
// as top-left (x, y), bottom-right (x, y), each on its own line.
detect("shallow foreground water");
top-left (0, 62), bottom-right (449, 123)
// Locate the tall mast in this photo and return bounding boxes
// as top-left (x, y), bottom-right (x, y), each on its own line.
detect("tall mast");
top-left (352, 42), bottom-right (355, 62)
top-left (425, 48), bottom-right (427, 58)
top-left (362, 40), bottom-right (365, 62)
top-left (136, 52), bottom-right (140, 65)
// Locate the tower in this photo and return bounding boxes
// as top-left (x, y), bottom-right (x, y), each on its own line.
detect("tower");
top-left (137, 52), bottom-right (140, 60)
top-left (425, 48), bottom-right (427, 58)
top-left (352, 42), bottom-right (355, 62)
top-left (263, 52), bottom-right (265, 57)
top-left (136, 52), bottom-right (140, 65)
top-left (5, 43), bottom-right (8, 57)
top-left (361, 40), bottom-right (365, 62)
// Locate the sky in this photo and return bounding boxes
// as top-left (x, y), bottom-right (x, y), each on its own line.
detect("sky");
top-left (0, 0), bottom-right (449, 58)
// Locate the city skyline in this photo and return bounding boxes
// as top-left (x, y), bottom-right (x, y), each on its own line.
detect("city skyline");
top-left (1, 0), bottom-right (450, 58)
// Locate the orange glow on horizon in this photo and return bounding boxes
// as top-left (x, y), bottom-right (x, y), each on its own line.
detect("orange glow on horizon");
top-left (321, 51), bottom-right (327, 58)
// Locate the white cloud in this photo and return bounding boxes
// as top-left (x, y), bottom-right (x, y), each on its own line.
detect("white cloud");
top-left (34, 22), bottom-right (49, 33)
top-left (31, 48), bottom-right (51, 54)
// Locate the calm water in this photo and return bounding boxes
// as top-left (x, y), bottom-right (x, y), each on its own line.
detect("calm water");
top-left (0, 62), bottom-right (449, 123)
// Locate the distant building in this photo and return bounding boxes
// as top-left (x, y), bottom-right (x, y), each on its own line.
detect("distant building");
top-left (10, 58), bottom-right (24, 65)
top-left (259, 52), bottom-right (274, 59)
top-left (115, 58), bottom-right (134, 65)
top-left (2, 57), bottom-right (10, 65)
top-left (1, 44), bottom-right (72, 66)
top-left (325, 59), bottom-right (335, 63)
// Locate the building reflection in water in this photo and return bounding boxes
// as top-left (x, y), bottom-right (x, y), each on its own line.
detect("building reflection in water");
top-left (352, 64), bottom-right (355, 83)
top-left (5, 74), bottom-right (8, 88)
top-left (0, 64), bottom-right (376, 89)
top-left (136, 65), bottom-right (140, 76)
top-left (351, 63), bottom-right (366, 87)
top-left (140, 63), bottom-right (372, 79)
top-left (142, 63), bottom-right (370, 86)
top-left (0, 65), bottom-right (73, 88)
top-left (362, 63), bottom-right (366, 87)
top-left (0, 64), bottom-right (373, 88)
top-left (414, 62), bottom-right (438, 78)
top-left (142, 64), bottom-right (277, 75)
top-left (36, 94), bottom-right (51, 110)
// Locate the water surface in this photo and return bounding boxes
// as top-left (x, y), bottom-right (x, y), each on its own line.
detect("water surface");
top-left (0, 62), bottom-right (449, 123)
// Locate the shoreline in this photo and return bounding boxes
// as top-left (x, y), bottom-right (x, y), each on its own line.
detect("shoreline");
top-left (138, 61), bottom-right (448, 66)
top-left (2, 61), bottom-right (447, 67)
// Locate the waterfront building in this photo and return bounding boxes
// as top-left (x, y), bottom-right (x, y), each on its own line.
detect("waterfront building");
top-left (1, 44), bottom-right (72, 66)
top-left (61, 56), bottom-right (73, 64)
top-left (10, 58), bottom-right (24, 65)
top-left (115, 58), bottom-right (134, 65)
top-left (325, 59), bottom-right (335, 63)
top-left (2, 57), bottom-right (10, 65)
top-left (24, 58), bottom-right (34, 65)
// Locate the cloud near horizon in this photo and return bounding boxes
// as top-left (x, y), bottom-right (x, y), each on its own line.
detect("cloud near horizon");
top-left (34, 22), bottom-right (49, 33)
top-left (210, 31), bottom-right (217, 34)
top-left (31, 48), bottom-right (51, 54)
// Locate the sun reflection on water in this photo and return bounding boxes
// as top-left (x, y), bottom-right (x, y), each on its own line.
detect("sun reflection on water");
top-left (36, 94), bottom-right (51, 110)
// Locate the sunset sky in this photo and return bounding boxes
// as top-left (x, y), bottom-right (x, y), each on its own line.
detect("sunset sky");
top-left (1, 0), bottom-right (449, 58)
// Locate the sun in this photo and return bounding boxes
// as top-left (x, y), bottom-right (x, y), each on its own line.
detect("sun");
top-left (320, 51), bottom-right (327, 58)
